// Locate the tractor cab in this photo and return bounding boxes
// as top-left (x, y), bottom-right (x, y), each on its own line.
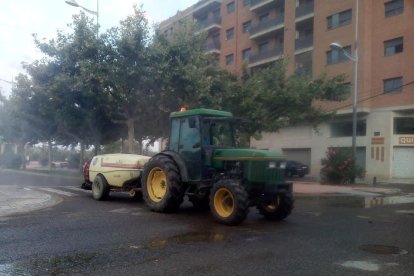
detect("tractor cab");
top-left (168, 108), bottom-right (238, 181)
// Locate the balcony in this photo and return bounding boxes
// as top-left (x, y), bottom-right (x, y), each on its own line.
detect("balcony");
top-left (296, 1), bottom-right (314, 21)
top-left (192, 0), bottom-right (222, 16)
top-left (295, 51), bottom-right (313, 78)
top-left (250, 16), bottom-right (284, 40)
top-left (249, 46), bottom-right (283, 67)
top-left (206, 41), bottom-right (221, 54)
top-left (295, 35), bottom-right (313, 52)
top-left (198, 16), bottom-right (221, 32)
top-left (250, 0), bottom-right (280, 12)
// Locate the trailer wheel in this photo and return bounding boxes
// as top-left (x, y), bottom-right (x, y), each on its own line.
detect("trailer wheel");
top-left (210, 180), bottom-right (249, 226)
top-left (257, 192), bottom-right (294, 220)
top-left (92, 174), bottom-right (110, 201)
top-left (142, 155), bottom-right (184, 212)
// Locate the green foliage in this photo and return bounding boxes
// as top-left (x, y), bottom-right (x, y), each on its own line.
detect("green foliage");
top-left (320, 147), bottom-right (365, 184)
top-left (234, 61), bottom-right (349, 133)
top-left (0, 152), bottom-right (22, 169)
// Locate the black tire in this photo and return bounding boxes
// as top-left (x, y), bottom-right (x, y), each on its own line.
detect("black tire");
top-left (257, 192), bottom-right (294, 221)
top-left (285, 170), bottom-right (293, 178)
top-left (210, 179), bottom-right (249, 226)
top-left (189, 194), bottom-right (210, 211)
top-left (142, 155), bottom-right (185, 213)
top-left (92, 174), bottom-right (110, 201)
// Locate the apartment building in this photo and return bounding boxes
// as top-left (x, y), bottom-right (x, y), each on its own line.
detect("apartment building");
top-left (159, 0), bottom-right (414, 180)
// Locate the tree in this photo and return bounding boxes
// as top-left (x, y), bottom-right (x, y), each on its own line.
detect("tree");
top-left (233, 61), bottom-right (349, 133)
top-left (98, 6), bottom-right (156, 153)
top-left (33, 13), bottom-right (120, 165)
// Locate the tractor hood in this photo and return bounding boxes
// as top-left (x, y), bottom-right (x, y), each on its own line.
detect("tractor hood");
top-left (213, 148), bottom-right (285, 162)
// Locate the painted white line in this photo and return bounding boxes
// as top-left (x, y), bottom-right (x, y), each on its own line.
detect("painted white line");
top-left (339, 261), bottom-right (380, 271)
top-left (38, 188), bottom-right (76, 197)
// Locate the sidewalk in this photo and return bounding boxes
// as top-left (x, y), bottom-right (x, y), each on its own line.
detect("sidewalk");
top-left (0, 186), bottom-right (61, 217)
top-left (293, 181), bottom-right (402, 196)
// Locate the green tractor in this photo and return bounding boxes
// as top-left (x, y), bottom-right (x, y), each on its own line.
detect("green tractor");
top-left (142, 108), bottom-right (293, 225)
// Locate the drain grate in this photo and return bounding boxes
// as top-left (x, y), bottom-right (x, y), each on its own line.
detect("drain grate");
top-left (359, 244), bottom-right (407, 255)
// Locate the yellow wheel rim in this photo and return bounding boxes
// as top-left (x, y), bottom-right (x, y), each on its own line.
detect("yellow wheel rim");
top-left (263, 195), bottom-right (280, 212)
top-left (213, 187), bottom-right (235, 218)
top-left (147, 167), bottom-right (168, 202)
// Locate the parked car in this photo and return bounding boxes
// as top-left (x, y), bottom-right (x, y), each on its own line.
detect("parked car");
top-left (285, 160), bottom-right (309, 177)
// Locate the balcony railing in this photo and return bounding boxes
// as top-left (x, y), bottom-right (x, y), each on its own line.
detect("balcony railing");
top-left (295, 35), bottom-right (313, 50)
top-left (198, 16), bottom-right (221, 30)
top-left (206, 41), bottom-right (221, 52)
top-left (296, 2), bottom-right (314, 18)
top-left (249, 46), bottom-right (283, 64)
top-left (250, 16), bottom-right (284, 38)
top-left (193, 0), bottom-right (222, 15)
top-left (250, 0), bottom-right (283, 11)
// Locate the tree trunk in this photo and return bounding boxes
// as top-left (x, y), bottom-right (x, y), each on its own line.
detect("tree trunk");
top-left (127, 118), bottom-right (135, 154)
top-left (18, 143), bottom-right (26, 170)
top-left (120, 138), bottom-right (124, 153)
top-left (79, 142), bottom-right (85, 171)
top-left (136, 137), bottom-right (142, 155)
top-left (48, 140), bottom-right (53, 171)
top-left (94, 143), bottom-right (100, 155)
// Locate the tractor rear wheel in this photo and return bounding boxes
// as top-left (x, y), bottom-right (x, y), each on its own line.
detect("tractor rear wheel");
top-left (142, 155), bottom-right (184, 212)
top-left (210, 179), bottom-right (249, 226)
top-left (92, 174), bottom-right (110, 201)
top-left (257, 192), bottom-right (294, 220)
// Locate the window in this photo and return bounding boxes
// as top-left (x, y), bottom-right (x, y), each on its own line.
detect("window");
top-left (258, 41), bottom-right (269, 53)
top-left (226, 27), bottom-right (235, 40)
top-left (384, 77), bottom-right (403, 93)
top-left (385, 0), bottom-right (404, 17)
top-left (212, 8), bottom-right (220, 18)
top-left (384, 37), bottom-right (403, 56)
top-left (242, 48), bottom-right (251, 61)
top-left (259, 13), bottom-right (270, 23)
top-left (327, 9), bottom-right (352, 30)
top-left (243, 0), bottom-right (251, 7)
top-left (227, 2), bottom-right (235, 14)
top-left (226, 54), bottom-right (234, 65)
top-left (394, 117), bottom-right (414, 134)
top-left (330, 120), bottom-right (367, 137)
top-left (242, 20), bottom-right (251, 33)
top-left (327, 45), bottom-right (351, 65)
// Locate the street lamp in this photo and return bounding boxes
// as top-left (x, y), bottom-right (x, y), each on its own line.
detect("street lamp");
top-left (65, 0), bottom-right (99, 33)
top-left (330, 0), bottom-right (359, 183)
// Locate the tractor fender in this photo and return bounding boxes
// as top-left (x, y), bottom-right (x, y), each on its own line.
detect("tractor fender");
top-left (155, 151), bottom-right (189, 182)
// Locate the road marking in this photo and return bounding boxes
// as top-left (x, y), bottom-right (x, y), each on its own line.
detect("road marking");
top-left (38, 188), bottom-right (76, 197)
top-left (339, 261), bottom-right (380, 271)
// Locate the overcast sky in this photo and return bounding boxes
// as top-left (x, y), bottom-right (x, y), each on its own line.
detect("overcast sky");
top-left (0, 0), bottom-right (197, 97)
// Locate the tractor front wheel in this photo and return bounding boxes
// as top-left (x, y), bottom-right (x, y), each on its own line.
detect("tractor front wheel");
top-left (210, 180), bottom-right (249, 226)
top-left (257, 192), bottom-right (294, 220)
top-left (142, 155), bottom-right (184, 212)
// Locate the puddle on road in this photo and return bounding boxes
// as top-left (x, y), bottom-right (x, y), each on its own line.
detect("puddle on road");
top-left (359, 244), bottom-right (408, 255)
top-left (304, 195), bottom-right (414, 208)
top-left (142, 231), bottom-right (226, 250)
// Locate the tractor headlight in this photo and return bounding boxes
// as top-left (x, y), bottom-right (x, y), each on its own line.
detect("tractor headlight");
top-left (280, 162), bottom-right (287, 169)
top-left (268, 162), bottom-right (276, 169)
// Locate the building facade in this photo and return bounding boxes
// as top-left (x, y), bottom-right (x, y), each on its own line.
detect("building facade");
top-left (160, 0), bottom-right (414, 180)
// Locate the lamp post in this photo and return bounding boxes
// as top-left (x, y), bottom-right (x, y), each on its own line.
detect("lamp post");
top-left (330, 0), bottom-right (359, 183)
top-left (65, 0), bottom-right (99, 33)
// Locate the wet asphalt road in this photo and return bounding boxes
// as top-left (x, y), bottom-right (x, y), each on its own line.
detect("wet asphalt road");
top-left (0, 170), bottom-right (413, 275)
